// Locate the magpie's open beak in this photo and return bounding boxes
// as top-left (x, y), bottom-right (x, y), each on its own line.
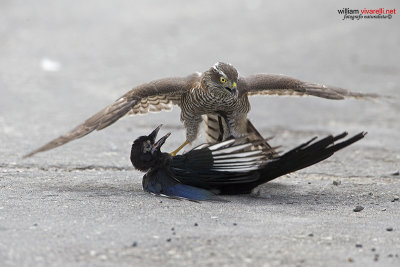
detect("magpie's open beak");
top-left (148, 124), bottom-right (163, 142)
top-left (152, 132), bottom-right (171, 153)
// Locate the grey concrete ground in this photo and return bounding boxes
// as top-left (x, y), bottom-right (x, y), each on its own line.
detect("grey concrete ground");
top-left (1, 0), bottom-right (399, 266)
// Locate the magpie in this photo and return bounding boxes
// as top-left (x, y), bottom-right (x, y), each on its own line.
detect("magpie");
top-left (130, 125), bottom-right (366, 201)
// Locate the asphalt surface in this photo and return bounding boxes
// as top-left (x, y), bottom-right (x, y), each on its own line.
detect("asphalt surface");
top-left (1, 0), bottom-right (399, 266)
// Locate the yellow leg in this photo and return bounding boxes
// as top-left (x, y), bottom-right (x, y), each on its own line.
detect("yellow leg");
top-left (170, 140), bottom-right (189, 156)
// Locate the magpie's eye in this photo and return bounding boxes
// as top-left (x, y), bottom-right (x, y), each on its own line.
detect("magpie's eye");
top-left (143, 140), bottom-right (152, 152)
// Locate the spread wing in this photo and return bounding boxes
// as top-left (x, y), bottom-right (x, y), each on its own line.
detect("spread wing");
top-left (239, 74), bottom-right (379, 99)
top-left (24, 74), bottom-right (200, 158)
top-left (170, 139), bottom-right (268, 188)
top-left (170, 131), bottom-right (366, 195)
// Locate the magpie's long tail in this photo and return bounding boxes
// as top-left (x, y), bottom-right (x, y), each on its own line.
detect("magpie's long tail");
top-left (255, 132), bottom-right (367, 186)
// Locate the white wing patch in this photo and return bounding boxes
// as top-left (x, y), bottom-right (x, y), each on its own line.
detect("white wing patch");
top-left (193, 144), bottom-right (211, 150)
top-left (211, 143), bottom-right (254, 156)
top-left (208, 139), bottom-right (236, 150)
top-left (206, 139), bottom-right (269, 172)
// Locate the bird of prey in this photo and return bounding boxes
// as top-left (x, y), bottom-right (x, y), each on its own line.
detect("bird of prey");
top-left (130, 125), bottom-right (366, 201)
top-left (24, 62), bottom-right (376, 158)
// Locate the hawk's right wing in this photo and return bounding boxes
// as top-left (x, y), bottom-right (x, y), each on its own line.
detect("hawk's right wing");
top-left (24, 74), bottom-right (200, 158)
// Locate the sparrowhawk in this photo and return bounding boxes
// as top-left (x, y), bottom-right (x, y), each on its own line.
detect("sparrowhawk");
top-left (24, 62), bottom-right (376, 158)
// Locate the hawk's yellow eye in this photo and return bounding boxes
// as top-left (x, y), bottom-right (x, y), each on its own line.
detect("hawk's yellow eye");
top-left (220, 77), bottom-right (227, 83)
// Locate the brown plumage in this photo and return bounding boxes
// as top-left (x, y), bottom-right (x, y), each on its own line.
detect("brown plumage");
top-left (23, 62), bottom-right (378, 158)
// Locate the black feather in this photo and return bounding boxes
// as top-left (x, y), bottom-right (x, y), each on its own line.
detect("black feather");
top-left (130, 126), bottom-right (366, 201)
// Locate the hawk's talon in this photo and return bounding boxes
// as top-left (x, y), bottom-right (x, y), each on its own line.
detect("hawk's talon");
top-left (170, 140), bottom-right (189, 156)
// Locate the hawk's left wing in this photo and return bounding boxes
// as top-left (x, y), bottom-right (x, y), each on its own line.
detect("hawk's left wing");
top-left (239, 74), bottom-right (378, 100)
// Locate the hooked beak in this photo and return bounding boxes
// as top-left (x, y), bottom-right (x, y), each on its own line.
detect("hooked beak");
top-left (225, 87), bottom-right (238, 97)
top-left (224, 82), bottom-right (238, 97)
top-left (231, 81), bottom-right (238, 97)
top-left (148, 124), bottom-right (163, 142)
top-left (151, 132), bottom-right (171, 153)
top-left (230, 87), bottom-right (238, 97)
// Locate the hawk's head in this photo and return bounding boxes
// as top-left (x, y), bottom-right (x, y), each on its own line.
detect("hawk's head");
top-left (202, 62), bottom-right (239, 98)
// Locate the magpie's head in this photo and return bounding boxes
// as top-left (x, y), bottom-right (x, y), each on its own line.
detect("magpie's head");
top-left (130, 125), bottom-right (170, 171)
